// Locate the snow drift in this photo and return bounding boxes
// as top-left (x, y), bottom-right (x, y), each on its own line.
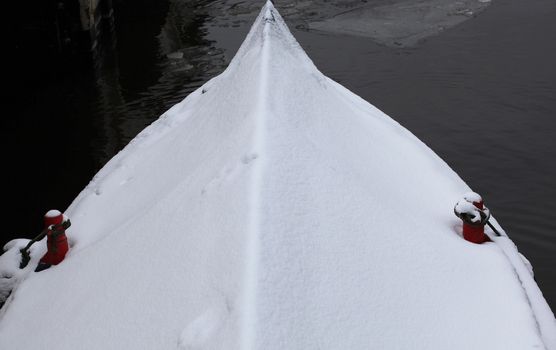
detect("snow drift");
top-left (1, 2), bottom-right (554, 349)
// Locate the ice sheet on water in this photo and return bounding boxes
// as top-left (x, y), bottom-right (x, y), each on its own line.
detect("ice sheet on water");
top-left (307, 0), bottom-right (492, 47)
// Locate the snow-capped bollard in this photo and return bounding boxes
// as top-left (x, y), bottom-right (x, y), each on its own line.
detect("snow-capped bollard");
top-left (454, 192), bottom-right (490, 244)
top-left (18, 210), bottom-right (72, 270)
top-left (35, 210), bottom-right (71, 271)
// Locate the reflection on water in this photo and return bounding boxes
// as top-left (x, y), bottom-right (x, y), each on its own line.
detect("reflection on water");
top-left (5, 0), bottom-right (555, 309)
top-left (91, 0), bottom-right (227, 165)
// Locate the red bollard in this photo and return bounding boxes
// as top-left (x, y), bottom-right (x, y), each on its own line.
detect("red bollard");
top-left (40, 210), bottom-right (70, 265)
top-left (454, 193), bottom-right (490, 244)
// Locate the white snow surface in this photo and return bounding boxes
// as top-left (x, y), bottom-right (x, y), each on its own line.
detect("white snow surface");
top-left (1, 2), bottom-right (555, 349)
top-left (44, 209), bottom-right (62, 218)
top-left (463, 191), bottom-right (483, 204)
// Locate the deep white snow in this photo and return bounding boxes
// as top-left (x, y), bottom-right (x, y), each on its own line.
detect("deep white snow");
top-left (1, 2), bottom-right (555, 349)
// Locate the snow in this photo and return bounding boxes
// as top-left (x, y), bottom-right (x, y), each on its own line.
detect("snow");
top-left (454, 193), bottom-right (490, 224)
top-left (1, 2), bottom-right (555, 349)
top-left (44, 209), bottom-right (62, 218)
top-left (455, 199), bottom-right (484, 222)
top-left (463, 191), bottom-right (483, 204)
top-left (485, 219), bottom-right (556, 350)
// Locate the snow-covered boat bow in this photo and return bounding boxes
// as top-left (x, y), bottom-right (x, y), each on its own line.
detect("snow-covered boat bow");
top-left (1, 2), bottom-right (554, 349)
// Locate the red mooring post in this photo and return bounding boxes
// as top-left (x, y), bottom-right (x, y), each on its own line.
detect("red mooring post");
top-left (40, 210), bottom-right (70, 265)
top-left (455, 193), bottom-right (491, 244)
top-left (462, 199), bottom-right (489, 243)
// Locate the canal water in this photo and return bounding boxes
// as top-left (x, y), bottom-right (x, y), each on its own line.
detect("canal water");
top-left (4, 0), bottom-right (555, 309)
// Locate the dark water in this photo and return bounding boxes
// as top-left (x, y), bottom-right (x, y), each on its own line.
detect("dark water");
top-left (5, 0), bottom-right (555, 310)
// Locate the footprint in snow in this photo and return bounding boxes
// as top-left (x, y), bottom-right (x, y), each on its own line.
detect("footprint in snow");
top-left (241, 153), bottom-right (258, 165)
top-left (178, 305), bottom-right (226, 349)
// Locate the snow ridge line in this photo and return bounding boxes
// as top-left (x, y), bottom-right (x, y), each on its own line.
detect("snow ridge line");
top-left (240, 2), bottom-right (274, 350)
top-left (488, 225), bottom-right (556, 350)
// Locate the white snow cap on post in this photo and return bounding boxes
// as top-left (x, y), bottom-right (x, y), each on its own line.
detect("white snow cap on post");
top-left (44, 209), bottom-right (62, 218)
top-left (0, 2), bottom-right (554, 350)
top-left (462, 191), bottom-right (483, 203)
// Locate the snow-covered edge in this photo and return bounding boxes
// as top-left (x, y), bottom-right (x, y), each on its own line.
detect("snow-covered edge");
top-left (486, 221), bottom-right (556, 349)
